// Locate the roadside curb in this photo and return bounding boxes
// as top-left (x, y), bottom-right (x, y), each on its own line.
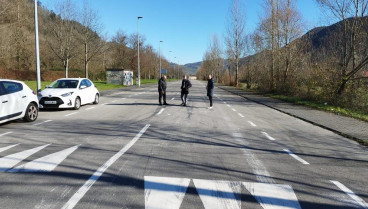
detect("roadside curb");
top-left (217, 86), bottom-right (368, 147)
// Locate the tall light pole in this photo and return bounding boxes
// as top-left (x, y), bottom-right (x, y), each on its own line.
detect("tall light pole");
top-left (34, 0), bottom-right (41, 94)
top-left (159, 40), bottom-right (163, 78)
top-left (137, 16), bottom-right (143, 87)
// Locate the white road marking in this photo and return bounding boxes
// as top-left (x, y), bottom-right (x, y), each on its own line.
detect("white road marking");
top-left (238, 113), bottom-right (245, 118)
top-left (0, 144), bottom-right (19, 153)
top-left (62, 124), bottom-right (150, 209)
top-left (261, 132), bottom-right (276, 141)
top-left (0, 144), bottom-right (50, 172)
top-left (85, 107), bottom-right (95, 111)
top-left (0, 132), bottom-right (12, 137)
top-left (33, 120), bottom-right (53, 126)
top-left (193, 179), bottom-right (241, 209)
top-left (248, 121), bottom-right (257, 127)
top-left (145, 176), bottom-right (190, 209)
top-left (227, 104), bottom-right (231, 107)
top-left (243, 182), bottom-right (302, 209)
top-left (171, 97), bottom-right (175, 101)
top-left (283, 149), bottom-right (310, 165)
top-left (223, 101), bottom-right (227, 104)
top-left (64, 112), bottom-right (78, 117)
top-left (231, 108), bottom-right (237, 112)
top-left (330, 180), bottom-right (368, 209)
top-left (102, 103), bottom-right (109, 105)
top-left (9, 145), bottom-right (80, 173)
top-left (157, 108), bottom-right (165, 115)
top-left (111, 100), bottom-right (117, 103)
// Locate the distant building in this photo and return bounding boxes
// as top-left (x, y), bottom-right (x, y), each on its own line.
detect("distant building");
top-left (106, 69), bottom-right (134, 86)
top-left (189, 75), bottom-right (197, 80)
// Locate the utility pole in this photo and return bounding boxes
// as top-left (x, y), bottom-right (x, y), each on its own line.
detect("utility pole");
top-left (34, 0), bottom-right (41, 95)
top-left (137, 16), bottom-right (143, 87)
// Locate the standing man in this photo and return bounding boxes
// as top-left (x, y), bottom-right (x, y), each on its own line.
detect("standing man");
top-left (181, 75), bottom-right (192, 106)
top-left (206, 74), bottom-right (214, 109)
top-left (158, 75), bottom-right (168, 105)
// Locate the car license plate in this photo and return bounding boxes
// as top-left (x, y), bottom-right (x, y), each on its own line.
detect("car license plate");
top-left (45, 101), bottom-right (57, 104)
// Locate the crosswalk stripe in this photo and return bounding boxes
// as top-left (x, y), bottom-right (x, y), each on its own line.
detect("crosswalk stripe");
top-left (145, 176), bottom-right (190, 209)
top-left (330, 180), bottom-right (368, 209)
top-left (193, 179), bottom-right (241, 209)
top-left (0, 144), bottom-right (50, 172)
top-left (9, 145), bottom-right (79, 173)
top-left (243, 182), bottom-right (301, 209)
top-left (0, 144), bottom-right (19, 153)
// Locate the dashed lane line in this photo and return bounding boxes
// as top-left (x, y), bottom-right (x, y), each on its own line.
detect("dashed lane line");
top-left (237, 113), bottom-right (244, 118)
top-left (157, 108), bottom-right (165, 116)
top-left (248, 121), bottom-right (257, 127)
top-left (62, 124), bottom-right (150, 209)
top-left (85, 107), bottom-right (95, 111)
top-left (261, 132), bottom-right (276, 141)
top-left (171, 98), bottom-right (175, 101)
top-left (64, 112), bottom-right (78, 117)
top-left (33, 120), bottom-right (53, 126)
top-left (283, 149), bottom-right (310, 165)
top-left (0, 144), bottom-right (19, 153)
top-left (231, 108), bottom-right (237, 112)
top-left (330, 180), bottom-right (368, 209)
top-left (0, 132), bottom-right (12, 137)
top-left (227, 104), bottom-right (231, 107)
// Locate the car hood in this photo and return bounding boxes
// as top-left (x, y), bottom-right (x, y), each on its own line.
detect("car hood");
top-left (40, 88), bottom-right (76, 97)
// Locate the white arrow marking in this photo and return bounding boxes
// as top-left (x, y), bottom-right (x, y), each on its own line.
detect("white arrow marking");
top-left (9, 145), bottom-right (80, 172)
top-left (262, 132), bottom-right (276, 141)
top-left (194, 179), bottom-right (241, 209)
top-left (0, 144), bottom-right (19, 153)
top-left (330, 180), bottom-right (368, 209)
top-left (145, 176), bottom-right (190, 209)
top-left (0, 144), bottom-right (50, 172)
top-left (243, 182), bottom-right (301, 209)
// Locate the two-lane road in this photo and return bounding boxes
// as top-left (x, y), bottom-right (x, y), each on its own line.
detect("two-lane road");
top-left (0, 80), bottom-right (367, 209)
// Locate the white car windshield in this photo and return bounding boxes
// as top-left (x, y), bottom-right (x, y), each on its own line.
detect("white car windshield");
top-left (49, 80), bottom-right (79, 89)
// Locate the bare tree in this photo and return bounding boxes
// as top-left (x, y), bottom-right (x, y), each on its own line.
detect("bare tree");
top-left (225, 0), bottom-right (247, 87)
top-left (78, 0), bottom-right (105, 78)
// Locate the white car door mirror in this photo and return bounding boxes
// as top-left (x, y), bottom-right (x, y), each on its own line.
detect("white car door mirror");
top-left (80, 85), bottom-right (87, 89)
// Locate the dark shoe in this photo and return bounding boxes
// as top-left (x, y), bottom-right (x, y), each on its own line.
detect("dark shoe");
top-left (164, 103), bottom-right (169, 105)
top-left (159, 103), bottom-right (162, 106)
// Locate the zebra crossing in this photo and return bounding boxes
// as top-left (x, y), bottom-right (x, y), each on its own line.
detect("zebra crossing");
top-left (0, 143), bottom-right (79, 173)
top-left (144, 176), bottom-right (302, 209)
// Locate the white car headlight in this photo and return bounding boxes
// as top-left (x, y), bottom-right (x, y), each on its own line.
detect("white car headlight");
top-left (61, 92), bottom-right (74, 97)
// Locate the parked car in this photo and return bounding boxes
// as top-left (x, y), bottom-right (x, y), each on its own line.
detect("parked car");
top-left (38, 78), bottom-right (99, 110)
top-left (0, 79), bottom-right (39, 124)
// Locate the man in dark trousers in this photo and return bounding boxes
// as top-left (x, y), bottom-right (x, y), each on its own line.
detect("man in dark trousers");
top-left (158, 75), bottom-right (168, 105)
top-left (180, 75), bottom-right (192, 106)
top-left (206, 74), bottom-right (214, 109)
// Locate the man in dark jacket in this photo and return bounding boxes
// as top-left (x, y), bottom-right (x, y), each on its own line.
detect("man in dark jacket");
top-left (206, 74), bottom-right (214, 109)
top-left (181, 75), bottom-right (192, 106)
top-left (158, 75), bottom-right (168, 105)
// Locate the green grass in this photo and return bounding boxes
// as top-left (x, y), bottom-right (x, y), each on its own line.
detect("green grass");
top-left (267, 94), bottom-right (368, 122)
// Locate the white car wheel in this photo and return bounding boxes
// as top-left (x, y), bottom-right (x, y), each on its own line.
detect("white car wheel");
top-left (93, 94), bottom-right (99, 104)
top-left (23, 103), bottom-right (38, 122)
top-left (74, 97), bottom-right (81, 110)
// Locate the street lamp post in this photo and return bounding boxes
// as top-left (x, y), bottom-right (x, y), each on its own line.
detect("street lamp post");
top-left (159, 40), bottom-right (163, 78)
top-left (34, 0), bottom-right (41, 95)
top-left (137, 16), bottom-right (143, 87)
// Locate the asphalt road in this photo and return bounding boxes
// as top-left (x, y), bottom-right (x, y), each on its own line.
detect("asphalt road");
top-left (0, 80), bottom-right (367, 209)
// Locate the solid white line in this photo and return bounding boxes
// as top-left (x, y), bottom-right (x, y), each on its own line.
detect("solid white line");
top-left (0, 132), bottom-right (12, 137)
top-left (231, 108), bottom-right (237, 112)
top-left (10, 145), bottom-right (80, 173)
top-left (248, 121), bottom-right (257, 127)
top-left (0, 144), bottom-right (50, 172)
top-left (0, 144), bottom-right (19, 153)
top-left (33, 120), bottom-right (53, 126)
top-left (330, 180), bottom-right (368, 209)
top-left (283, 149), bottom-right (310, 165)
top-left (145, 176), bottom-right (191, 209)
top-left (157, 108), bottom-right (165, 115)
top-left (85, 107), bottom-right (95, 111)
top-left (194, 179), bottom-right (241, 209)
top-left (238, 113), bottom-right (245, 118)
top-left (62, 124), bottom-right (150, 209)
top-left (64, 112), bottom-right (78, 117)
top-left (261, 132), bottom-right (276, 141)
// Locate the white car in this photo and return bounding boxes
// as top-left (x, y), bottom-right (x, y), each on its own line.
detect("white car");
top-left (38, 78), bottom-right (99, 110)
top-left (0, 79), bottom-right (39, 124)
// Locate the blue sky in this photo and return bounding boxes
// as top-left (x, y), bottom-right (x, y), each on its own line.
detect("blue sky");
top-left (40, 0), bottom-right (324, 64)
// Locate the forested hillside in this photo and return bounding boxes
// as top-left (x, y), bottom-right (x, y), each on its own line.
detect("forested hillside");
top-left (0, 0), bottom-right (185, 81)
